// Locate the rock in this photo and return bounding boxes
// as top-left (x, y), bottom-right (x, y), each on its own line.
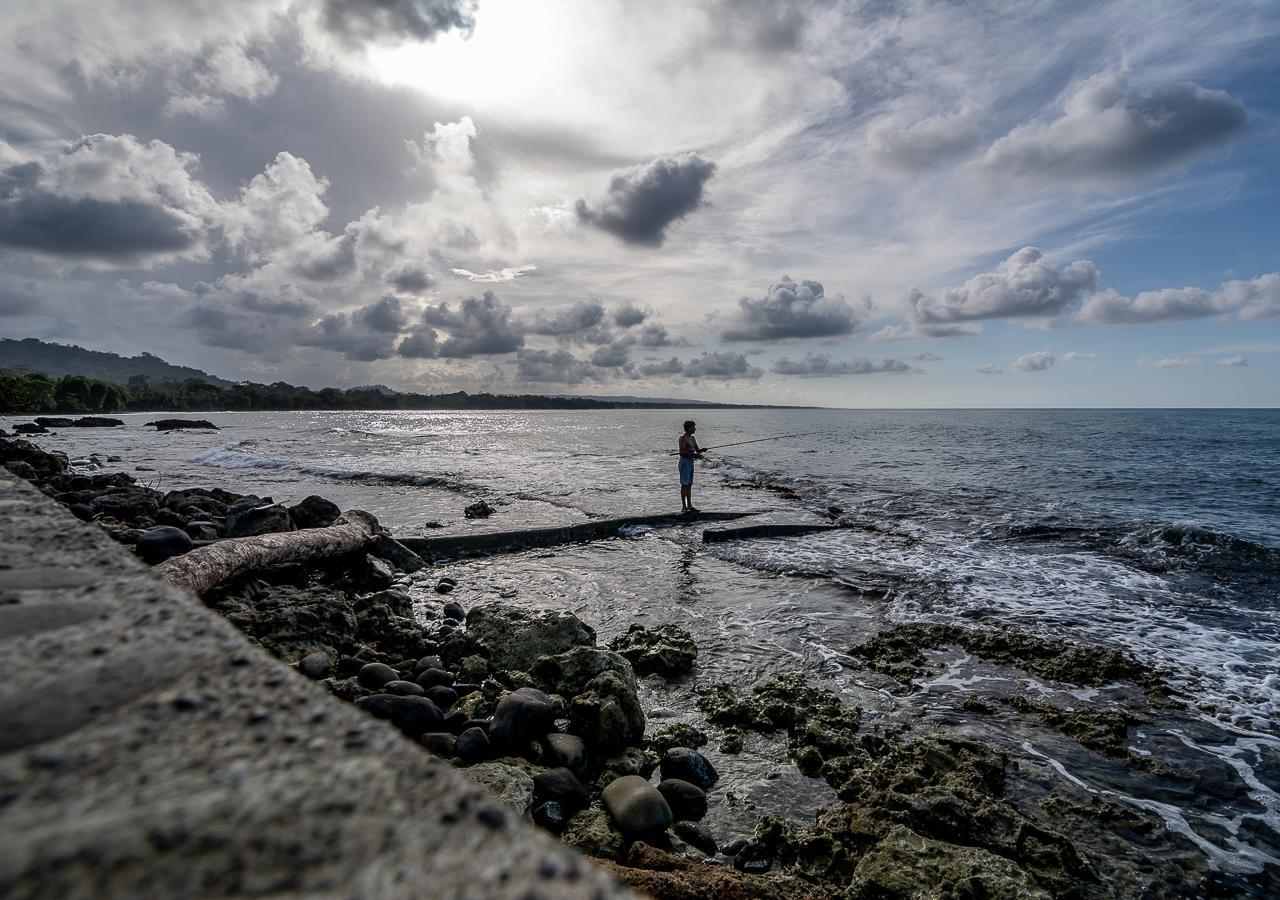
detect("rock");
top-left (418, 732), bottom-right (457, 757)
top-left (414, 655), bottom-right (445, 674)
top-left (384, 680), bottom-right (426, 697)
top-left (416, 667), bottom-right (454, 689)
top-left (533, 801), bottom-right (567, 833)
top-left (34, 417), bottom-right (74, 428)
top-left (569, 670), bottom-right (645, 754)
top-left (135, 525), bottom-right (194, 564)
top-left (602, 775), bottom-right (672, 836)
top-left (673, 821), bottom-right (718, 857)
top-left (4, 460), bottom-right (39, 481)
top-left (145, 418), bottom-right (218, 430)
top-left (491, 687), bottom-right (554, 748)
top-left (453, 682), bottom-right (481, 699)
top-left (660, 747), bottom-right (719, 790)
top-left (721, 839), bottom-right (748, 857)
top-left (442, 710), bottom-right (469, 734)
top-left (354, 694), bottom-right (443, 738)
top-left (850, 825), bottom-right (1050, 898)
top-left (424, 686), bottom-right (458, 710)
top-left (435, 578), bottom-right (457, 594)
top-left (656, 779), bottom-right (708, 822)
top-left (12, 423), bottom-right (48, 435)
top-left (597, 747), bottom-right (659, 786)
top-left (225, 504), bottom-right (295, 538)
top-left (89, 488), bottom-right (160, 523)
top-left (357, 662), bottom-right (399, 690)
top-left (363, 555), bottom-right (395, 590)
top-left (442, 600), bottom-right (466, 621)
top-left (465, 602), bottom-right (596, 672)
top-left (543, 733), bottom-right (588, 778)
top-left (287, 495), bottom-right (341, 529)
top-left (456, 726), bottom-right (491, 763)
top-left (72, 417), bottom-right (123, 427)
top-left (533, 768), bottom-right (589, 815)
top-left (457, 655), bottom-right (490, 684)
top-left (297, 651), bottom-right (331, 680)
top-left (463, 762), bottom-right (535, 818)
top-left (562, 806), bottom-right (624, 862)
top-left (609, 623), bottom-right (698, 678)
top-left (373, 535), bottom-right (426, 573)
top-left (184, 520), bottom-right (220, 541)
top-left (648, 723), bottom-right (708, 755)
top-left (464, 500), bottom-right (495, 519)
top-left (531, 646), bottom-right (638, 697)
top-left (731, 842), bottom-right (772, 874)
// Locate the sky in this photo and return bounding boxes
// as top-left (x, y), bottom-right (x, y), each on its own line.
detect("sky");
top-left (1, 0), bottom-right (1278, 408)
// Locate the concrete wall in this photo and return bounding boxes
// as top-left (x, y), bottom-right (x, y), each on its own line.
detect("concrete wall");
top-left (0, 471), bottom-right (634, 899)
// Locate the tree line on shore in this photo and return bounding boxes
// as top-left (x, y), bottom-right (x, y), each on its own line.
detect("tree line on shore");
top-left (0, 370), bottom-right (639, 414)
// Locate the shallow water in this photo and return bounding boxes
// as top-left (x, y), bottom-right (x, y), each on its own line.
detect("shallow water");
top-left (29, 406), bottom-right (1280, 880)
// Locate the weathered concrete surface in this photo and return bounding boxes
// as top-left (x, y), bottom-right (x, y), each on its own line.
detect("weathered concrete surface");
top-left (0, 471), bottom-right (635, 899)
top-left (400, 510), bottom-right (760, 561)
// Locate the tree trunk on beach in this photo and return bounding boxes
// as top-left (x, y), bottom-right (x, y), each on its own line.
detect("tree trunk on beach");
top-left (155, 510), bottom-right (380, 596)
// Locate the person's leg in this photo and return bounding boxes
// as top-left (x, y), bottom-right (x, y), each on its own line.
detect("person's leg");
top-left (680, 484), bottom-right (690, 509)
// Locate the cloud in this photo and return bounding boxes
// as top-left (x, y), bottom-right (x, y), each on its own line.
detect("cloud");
top-left (165, 44), bottom-right (279, 118)
top-left (974, 363), bottom-right (1002, 374)
top-left (912, 351), bottom-right (943, 362)
top-left (450, 264), bottom-right (538, 283)
top-left (868, 111), bottom-right (982, 173)
top-left (516, 348), bottom-right (599, 384)
top-left (222, 152), bottom-right (331, 262)
top-left (353, 294), bottom-right (408, 333)
top-left (397, 329), bottom-right (439, 359)
top-left (0, 278), bottom-right (39, 316)
top-left (321, 0), bottom-right (477, 47)
top-left (386, 265), bottom-right (434, 293)
top-left (186, 279), bottom-right (319, 355)
top-left (420, 289), bottom-right (523, 357)
top-left (0, 135), bottom-right (218, 265)
top-left (631, 322), bottom-right (674, 347)
top-left (1011, 350), bottom-right (1054, 371)
top-left (722, 276), bottom-right (868, 341)
top-left (907, 247), bottom-right (1098, 335)
top-left (680, 351), bottom-right (762, 380)
top-left (1139, 355), bottom-right (1199, 368)
top-left (589, 342), bottom-right (631, 368)
top-left (529, 300), bottom-right (607, 337)
top-left (1078, 272), bottom-right (1280, 324)
top-left (575, 152), bottom-right (716, 247)
top-left (409, 116), bottom-right (479, 172)
top-left (612, 300), bottom-right (648, 327)
top-left (1064, 351), bottom-right (1098, 361)
top-left (1215, 355), bottom-right (1249, 367)
top-left (983, 73), bottom-right (1246, 184)
top-left (771, 353), bottom-right (912, 377)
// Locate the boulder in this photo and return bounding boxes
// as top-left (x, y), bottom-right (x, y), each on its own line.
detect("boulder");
top-left (850, 825), bottom-right (1051, 898)
top-left (673, 821), bottom-right (718, 857)
top-left (568, 670), bottom-right (645, 754)
top-left (135, 525), bottom-right (194, 563)
top-left (225, 504), bottom-right (295, 538)
top-left (466, 602), bottom-right (596, 672)
top-left (184, 520), bottom-right (220, 541)
top-left (416, 667), bottom-right (455, 689)
top-left (602, 775), bottom-right (672, 836)
top-left (423, 686), bottom-right (458, 710)
top-left (13, 423), bottom-right (49, 435)
top-left (89, 488), bottom-right (160, 523)
top-left (357, 662), bottom-right (399, 690)
top-left (656, 779), bottom-right (707, 822)
top-left (660, 747), bottom-right (718, 790)
top-left (33, 417), bottom-right (74, 428)
top-left (297, 651), bottom-right (331, 680)
top-left (418, 732), bottom-right (457, 757)
top-left (288, 495), bottom-right (341, 529)
top-left (384, 680), bottom-right (426, 697)
top-left (533, 767), bottom-right (589, 815)
top-left (531, 646), bottom-right (638, 697)
top-left (544, 733), bottom-right (588, 778)
top-left (442, 601), bottom-right (465, 621)
top-left (597, 747), bottom-right (659, 786)
top-left (145, 418), bottom-right (218, 430)
top-left (354, 694), bottom-right (442, 738)
top-left (4, 461), bottom-right (39, 482)
top-left (608, 623), bottom-right (698, 678)
top-left (72, 417), bottom-right (124, 427)
top-left (456, 726), bottom-right (491, 763)
top-left (463, 762), bottom-right (535, 818)
top-left (562, 806), bottom-right (624, 862)
top-left (731, 842), bottom-right (772, 874)
top-left (464, 500), bottom-right (495, 519)
top-left (0, 437), bottom-right (70, 477)
top-left (648, 723), bottom-right (708, 755)
top-left (490, 687), bottom-right (554, 748)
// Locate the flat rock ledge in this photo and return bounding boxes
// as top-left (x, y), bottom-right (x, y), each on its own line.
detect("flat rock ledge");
top-left (0, 470), bottom-right (635, 900)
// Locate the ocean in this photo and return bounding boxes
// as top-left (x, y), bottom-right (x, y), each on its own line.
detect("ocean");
top-left (35, 407), bottom-right (1280, 882)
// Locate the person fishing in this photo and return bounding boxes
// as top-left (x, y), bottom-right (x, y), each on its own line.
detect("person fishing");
top-left (678, 419), bottom-right (705, 513)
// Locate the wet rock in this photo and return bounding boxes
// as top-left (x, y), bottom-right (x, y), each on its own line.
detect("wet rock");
top-left (657, 778), bottom-right (707, 822)
top-left (850, 825), bottom-right (1050, 898)
top-left (533, 767), bottom-right (589, 815)
top-left (562, 806), bottom-right (624, 862)
top-left (604, 844), bottom-right (817, 899)
top-left (72, 416), bottom-right (123, 427)
top-left (225, 504), bottom-right (295, 538)
top-left (608, 623), bottom-right (698, 678)
top-left (544, 733), bottom-right (587, 778)
top-left (145, 418), bottom-right (218, 430)
top-left (597, 747), bottom-right (659, 786)
top-left (442, 600), bottom-right (466, 621)
top-left (357, 662), bottom-right (399, 690)
top-left (648, 723), bottom-right (708, 755)
top-left (456, 726), bottom-right (491, 763)
top-left (424, 686), bottom-right (459, 710)
top-left (34, 417), bottom-right (74, 428)
top-left (416, 667), bottom-right (454, 689)
top-left (418, 732), bottom-right (457, 757)
top-left (134, 525), bottom-right (194, 563)
top-left (721, 839), bottom-right (748, 857)
top-left (442, 710), bottom-right (469, 734)
top-left (569, 670), bottom-right (645, 755)
top-left (4, 460), bottom-right (39, 481)
top-left (184, 520), bottom-right (220, 541)
top-left (287, 495), bottom-right (341, 529)
top-left (465, 602), bottom-right (596, 672)
top-left (491, 687), bottom-right (555, 748)
top-left (463, 762), bottom-right (535, 818)
top-left (661, 747), bottom-right (718, 790)
top-left (531, 646), bottom-right (638, 697)
top-left (363, 555), bottom-right (395, 590)
top-left (435, 577), bottom-right (457, 594)
top-left (533, 801), bottom-right (567, 833)
top-left (297, 651), bottom-right (331, 680)
top-left (453, 682), bottom-right (481, 699)
top-left (354, 693), bottom-right (442, 738)
top-left (12, 423), bottom-right (48, 435)
top-left (602, 775), bottom-right (672, 836)
top-left (731, 842), bottom-right (772, 874)
top-left (384, 680), bottom-right (425, 697)
top-left (673, 820), bottom-right (718, 857)
top-left (89, 488), bottom-right (160, 523)
top-left (464, 500), bottom-right (495, 519)
top-left (414, 655), bottom-right (445, 674)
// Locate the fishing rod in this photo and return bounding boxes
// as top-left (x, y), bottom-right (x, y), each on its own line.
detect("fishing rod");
top-left (670, 431), bottom-right (825, 454)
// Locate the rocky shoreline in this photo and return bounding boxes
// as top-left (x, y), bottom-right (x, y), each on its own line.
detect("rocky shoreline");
top-left (1, 432), bottom-right (1266, 897)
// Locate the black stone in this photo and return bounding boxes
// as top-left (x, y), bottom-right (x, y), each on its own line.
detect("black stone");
top-left (424, 686), bottom-right (458, 710)
top-left (337, 655), bottom-right (367, 678)
top-left (287, 495), bottom-right (341, 529)
top-left (674, 821), bottom-right (718, 856)
top-left (298, 651), bottom-right (330, 680)
top-left (657, 778), bottom-right (708, 822)
top-left (413, 655), bottom-right (444, 674)
top-left (435, 579), bottom-right (456, 594)
top-left (490, 687), bottom-right (554, 748)
top-left (462, 719), bottom-right (491, 735)
top-left (533, 801), bottom-right (566, 833)
top-left (442, 601), bottom-right (466, 621)
top-left (731, 842), bottom-right (772, 874)
top-left (533, 767), bottom-right (588, 814)
top-left (456, 726), bottom-right (491, 762)
top-left (721, 839), bottom-right (748, 857)
top-left (135, 525), bottom-right (194, 564)
top-left (418, 732), bottom-right (457, 757)
top-left (385, 680), bottom-right (426, 697)
top-left (415, 667), bottom-right (454, 689)
top-left (452, 682), bottom-right (481, 698)
top-left (354, 694), bottom-right (442, 738)
top-left (660, 747), bottom-right (719, 790)
top-left (443, 710), bottom-right (469, 734)
top-left (357, 662), bottom-right (399, 690)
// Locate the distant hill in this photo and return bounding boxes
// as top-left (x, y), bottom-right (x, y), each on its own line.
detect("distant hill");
top-left (0, 338), bottom-right (232, 387)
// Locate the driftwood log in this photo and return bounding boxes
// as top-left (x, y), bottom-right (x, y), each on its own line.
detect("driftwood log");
top-left (155, 510), bottom-right (380, 596)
